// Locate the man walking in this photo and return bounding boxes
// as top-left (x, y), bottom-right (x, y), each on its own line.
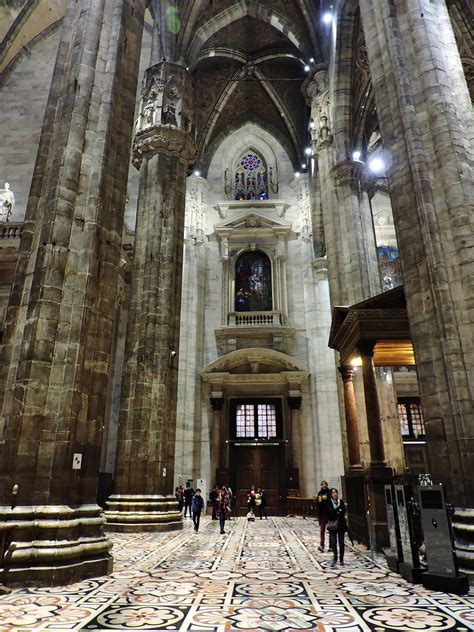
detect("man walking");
top-left (192, 489), bottom-right (205, 533)
top-left (317, 480), bottom-right (331, 552)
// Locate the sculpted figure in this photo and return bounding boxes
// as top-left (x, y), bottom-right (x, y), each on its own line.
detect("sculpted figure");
top-left (0, 182), bottom-right (14, 221)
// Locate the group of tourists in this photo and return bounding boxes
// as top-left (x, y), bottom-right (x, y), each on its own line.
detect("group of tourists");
top-left (316, 480), bottom-right (347, 568)
top-left (246, 484), bottom-right (268, 520)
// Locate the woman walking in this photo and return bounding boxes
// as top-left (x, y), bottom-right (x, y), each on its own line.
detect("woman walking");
top-left (327, 488), bottom-right (347, 568)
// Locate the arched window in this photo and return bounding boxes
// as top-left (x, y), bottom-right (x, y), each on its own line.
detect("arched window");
top-left (235, 251), bottom-right (272, 312)
top-left (234, 151), bottom-right (268, 200)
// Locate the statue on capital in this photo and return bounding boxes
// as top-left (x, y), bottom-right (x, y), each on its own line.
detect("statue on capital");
top-left (0, 182), bottom-right (14, 222)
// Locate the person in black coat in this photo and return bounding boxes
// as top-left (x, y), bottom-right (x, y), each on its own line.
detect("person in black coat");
top-left (183, 482), bottom-right (195, 518)
top-left (327, 488), bottom-right (347, 568)
top-left (191, 489), bottom-right (205, 533)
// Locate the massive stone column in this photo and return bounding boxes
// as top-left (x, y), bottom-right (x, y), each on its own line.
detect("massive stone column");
top-left (358, 1), bottom-right (474, 509)
top-left (0, 0), bottom-right (146, 585)
top-left (174, 175), bottom-right (208, 486)
top-left (105, 61), bottom-right (195, 531)
top-left (304, 66), bottom-right (381, 307)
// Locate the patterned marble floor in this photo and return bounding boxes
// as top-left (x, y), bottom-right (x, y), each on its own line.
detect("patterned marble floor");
top-left (0, 516), bottom-right (473, 631)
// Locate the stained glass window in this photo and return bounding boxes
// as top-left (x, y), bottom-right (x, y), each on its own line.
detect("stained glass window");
top-left (397, 398), bottom-right (426, 438)
top-left (235, 151), bottom-right (268, 200)
top-left (377, 245), bottom-right (403, 291)
top-left (235, 251), bottom-right (272, 312)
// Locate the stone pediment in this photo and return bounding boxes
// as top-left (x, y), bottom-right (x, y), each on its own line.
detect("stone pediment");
top-left (214, 210), bottom-right (291, 239)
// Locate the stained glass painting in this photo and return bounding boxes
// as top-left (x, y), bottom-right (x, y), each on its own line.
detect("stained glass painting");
top-left (234, 151), bottom-right (268, 200)
top-left (377, 245), bottom-right (403, 291)
top-left (235, 251), bottom-right (272, 312)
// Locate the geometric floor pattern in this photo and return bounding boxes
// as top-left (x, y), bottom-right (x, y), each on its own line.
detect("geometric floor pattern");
top-left (0, 517), bottom-right (473, 631)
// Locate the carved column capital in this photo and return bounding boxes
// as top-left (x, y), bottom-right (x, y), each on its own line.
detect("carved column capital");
top-left (302, 65), bottom-right (333, 153)
top-left (331, 160), bottom-right (365, 188)
top-left (288, 396), bottom-right (302, 410)
top-left (356, 340), bottom-right (376, 358)
top-left (338, 365), bottom-right (356, 382)
top-left (210, 397), bottom-right (224, 411)
top-left (133, 126), bottom-right (196, 168)
top-left (132, 61), bottom-right (196, 168)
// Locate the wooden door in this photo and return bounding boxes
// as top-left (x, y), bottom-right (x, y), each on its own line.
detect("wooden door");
top-left (230, 445), bottom-right (284, 515)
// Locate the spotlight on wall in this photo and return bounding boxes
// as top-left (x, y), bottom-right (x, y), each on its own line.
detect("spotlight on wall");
top-left (322, 11), bottom-right (333, 24)
top-left (193, 170), bottom-right (201, 177)
top-left (352, 150), bottom-right (362, 162)
top-left (368, 156), bottom-right (385, 174)
top-left (304, 146), bottom-right (312, 156)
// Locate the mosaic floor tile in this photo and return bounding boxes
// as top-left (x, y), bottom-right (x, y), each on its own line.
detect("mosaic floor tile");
top-left (0, 516), bottom-right (472, 631)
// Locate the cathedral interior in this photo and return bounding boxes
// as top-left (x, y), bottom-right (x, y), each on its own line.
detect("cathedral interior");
top-left (0, 0), bottom-right (473, 629)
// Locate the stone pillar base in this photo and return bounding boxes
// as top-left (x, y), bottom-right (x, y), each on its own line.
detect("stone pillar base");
top-left (367, 465), bottom-right (393, 550)
top-left (0, 504), bottom-right (112, 587)
top-left (105, 495), bottom-right (183, 532)
top-left (452, 507), bottom-right (474, 580)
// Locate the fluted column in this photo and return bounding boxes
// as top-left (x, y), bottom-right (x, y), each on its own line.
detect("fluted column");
top-left (0, 0), bottom-right (146, 584)
top-left (106, 61), bottom-right (195, 531)
top-left (338, 366), bottom-right (362, 469)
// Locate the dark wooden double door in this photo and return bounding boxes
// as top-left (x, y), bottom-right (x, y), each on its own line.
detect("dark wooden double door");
top-left (230, 444), bottom-right (285, 515)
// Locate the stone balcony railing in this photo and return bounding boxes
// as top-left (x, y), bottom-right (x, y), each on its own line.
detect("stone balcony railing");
top-left (228, 311), bottom-right (282, 327)
top-left (0, 222), bottom-right (23, 240)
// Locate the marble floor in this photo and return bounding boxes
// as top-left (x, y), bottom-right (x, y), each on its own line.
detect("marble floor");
top-left (0, 516), bottom-right (473, 631)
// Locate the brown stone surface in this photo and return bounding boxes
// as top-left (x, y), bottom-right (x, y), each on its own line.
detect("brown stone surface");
top-left (0, 0), bottom-right (146, 584)
top-left (359, 0), bottom-right (474, 506)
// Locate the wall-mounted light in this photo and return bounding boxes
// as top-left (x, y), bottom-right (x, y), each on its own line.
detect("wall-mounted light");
top-left (352, 150), bottom-right (362, 162)
top-left (193, 170), bottom-right (201, 177)
top-left (304, 65), bottom-right (310, 72)
top-left (294, 171), bottom-right (300, 178)
top-left (304, 147), bottom-right (312, 156)
top-left (351, 356), bottom-right (362, 367)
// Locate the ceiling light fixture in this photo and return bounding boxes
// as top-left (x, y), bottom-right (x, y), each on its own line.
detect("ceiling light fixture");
top-left (323, 11), bottom-right (333, 24)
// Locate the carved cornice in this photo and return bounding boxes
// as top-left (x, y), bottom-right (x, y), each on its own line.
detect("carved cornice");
top-left (132, 126), bottom-right (196, 168)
